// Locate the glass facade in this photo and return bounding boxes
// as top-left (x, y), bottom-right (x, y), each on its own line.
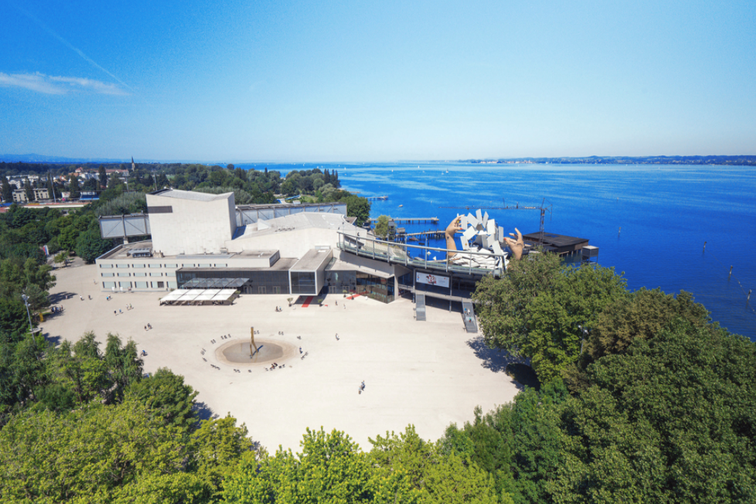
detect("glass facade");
top-left (176, 269), bottom-right (290, 295)
top-left (326, 270), bottom-right (356, 293)
top-left (290, 271), bottom-right (317, 295)
top-left (356, 273), bottom-right (394, 303)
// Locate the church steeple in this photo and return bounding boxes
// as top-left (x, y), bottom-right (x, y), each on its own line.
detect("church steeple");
top-left (131, 157), bottom-right (135, 172)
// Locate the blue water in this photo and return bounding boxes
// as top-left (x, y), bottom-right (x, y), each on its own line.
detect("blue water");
top-left (240, 162), bottom-right (756, 340)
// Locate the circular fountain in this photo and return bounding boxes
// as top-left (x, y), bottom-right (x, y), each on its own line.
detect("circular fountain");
top-left (216, 339), bottom-right (295, 366)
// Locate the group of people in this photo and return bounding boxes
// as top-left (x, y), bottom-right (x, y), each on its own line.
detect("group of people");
top-left (266, 362), bottom-right (284, 371)
top-left (144, 323), bottom-right (152, 331)
top-left (275, 306), bottom-right (284, 312)
top-left (50, 305), bottom-right (63, 314)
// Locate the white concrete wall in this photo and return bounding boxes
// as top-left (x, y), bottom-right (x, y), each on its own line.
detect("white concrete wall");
top-left (147, 192), bottom-right (236, 256)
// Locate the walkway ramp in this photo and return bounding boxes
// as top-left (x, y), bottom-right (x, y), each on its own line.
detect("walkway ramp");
top-left (461, 299), bottom-right (478, 333)
top-left (415, 293), bottom-right (426, 321)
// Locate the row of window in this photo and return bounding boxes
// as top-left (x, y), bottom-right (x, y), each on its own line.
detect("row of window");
top-left (101, 271), bottom-right (175, 277)
top-left (102, 281), bottom-right (178, 290)
top-left (100, 263), bottom-right (227, 269)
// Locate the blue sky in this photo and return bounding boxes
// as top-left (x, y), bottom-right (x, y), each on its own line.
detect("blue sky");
top-left (1, 0), bottom-right (755, 162)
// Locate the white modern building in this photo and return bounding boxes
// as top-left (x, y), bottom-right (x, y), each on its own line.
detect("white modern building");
top-left (95, 188), bottom-right (563, 308)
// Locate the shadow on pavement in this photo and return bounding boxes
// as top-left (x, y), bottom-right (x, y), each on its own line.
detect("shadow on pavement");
top-left (466, 336), bottom-right (540, 391)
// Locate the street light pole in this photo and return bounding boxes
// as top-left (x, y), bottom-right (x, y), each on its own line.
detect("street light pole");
top-left (21, 294), bottom-right (33, 334)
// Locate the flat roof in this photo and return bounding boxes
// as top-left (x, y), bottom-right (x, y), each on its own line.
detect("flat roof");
top-left (522, 232), bottom-right (589, 249)
top-left (177, 258), bottom-right (298, 272)
top-left (150, 189), bottom-right (232, 202)
top-left (290, 248), bottom-right (332, 271)
top-left (97, 241), bottom-right (282, 262)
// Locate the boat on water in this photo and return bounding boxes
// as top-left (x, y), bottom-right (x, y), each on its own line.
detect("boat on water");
top-left (399, 204), bottom-right (403, 207)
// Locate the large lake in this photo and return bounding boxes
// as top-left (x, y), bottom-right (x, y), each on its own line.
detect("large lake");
top-left (242, 162), bottom-right (756, 340)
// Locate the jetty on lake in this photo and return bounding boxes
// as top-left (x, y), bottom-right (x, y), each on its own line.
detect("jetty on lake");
top-left (365, 217), bottom-right (439, 225)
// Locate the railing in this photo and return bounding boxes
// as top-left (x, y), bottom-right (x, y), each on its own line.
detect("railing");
top-left (337, 231), bottom-right (504, 277)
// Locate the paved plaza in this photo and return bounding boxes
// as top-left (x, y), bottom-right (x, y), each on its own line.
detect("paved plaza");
top-left (43, 261), bottom-right (521, 452)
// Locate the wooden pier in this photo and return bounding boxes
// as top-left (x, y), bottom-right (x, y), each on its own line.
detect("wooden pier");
top-left (401, 230), bottom-right (446, 240)
top-left (391, 217), bottom-right (439, 224)
top-left (366, 217), bottom-right (439, 224)
top-left (365, 195), bottom-right (388, 201)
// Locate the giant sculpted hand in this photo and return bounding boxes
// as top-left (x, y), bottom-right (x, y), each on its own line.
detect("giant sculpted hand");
top-left (445, 217), bottom-right (464, 260)
top-left (503, 228), bottom-right (524, 260)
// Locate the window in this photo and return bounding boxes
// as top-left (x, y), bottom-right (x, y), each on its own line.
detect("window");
top-left (215, 264), bottom-right (227, 268)
top-left (133, 272), bottom-right (146, 277)
top-left (134, 281), bottom-right (148, 289)
top-left (132, 264), bottom-right (145, 268)
top-left (118, 281), bottom-right (131, 288)
top-left (167, 281), bottom-right (177, 289)
top-left (100, 264), bottom-right (113, 269)
top-left (165, 271), bottom-right (175, 277)
top-left (118, 272), bottom-right (130, 277)
top-left (290, 271), bottom-right (317, 295)
top-left (103, 281), bottom-right (115, 289)
top-left (157, 281), bottom-right (165, 288)
top-left (116, 264), bottom-right (129, 268)
top-left (198, 263), bottom-right (211, 268)
top-left (150, 272), bottom-right (162, 277)
top-left (165, 263), bottom-right (177, 268)
top-left (101, 272), bottom-right (114, 277)
top-left (149, 264), bottom-right (161, 268)
top-left (182, 264), bottom-right (193, 268)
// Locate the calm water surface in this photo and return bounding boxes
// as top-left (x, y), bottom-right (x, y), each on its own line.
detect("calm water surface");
top-left (243, 162), bottom-right (756, 340)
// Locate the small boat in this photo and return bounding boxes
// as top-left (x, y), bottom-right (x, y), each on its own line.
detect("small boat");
top-left (399, 204), bottom-right (403, 207)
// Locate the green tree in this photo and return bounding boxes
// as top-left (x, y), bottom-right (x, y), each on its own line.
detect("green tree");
top-left (54, 250), bottom-right (69, 268)
top-left (473, 251), bottom-right (562, 359)
top-left (126, 367), bottom-right (198, 431)
top-left (523, 264), bottom-right (629, 384)
top-left (0, 401), bottom-right (189, 502)
top-left (374, 215), bottom-right (390, 239)
top-left (0, 175), bottom-right (12, 202)
top-left (551, 322), bottom-right (756, 503)
top-left (98, 165), bottom-right (107, 189)
top-left (370, 425), bottom-right (503, 504)
top-left (69, 175), bottom-right (80, 199)
top-left (224, 428), bottom-right (373, 503)
top-left (75, 228), bottom-right (112, 263)
top-left (340, 194), bottom-right (371, 226)
top-left (23, 178), bottom-right (34, 202)
top-left (564, 288), bottom-right (711, 391)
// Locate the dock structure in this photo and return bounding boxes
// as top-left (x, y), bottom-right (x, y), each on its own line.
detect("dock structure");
top-left (401, 230), bottom-right (446, 241)
top-left (391, 217), bottom-right (439, 224)
top-left (366, 217), bottom-right (439, 225)
top-left (365, 195), bottom-right (389, 201)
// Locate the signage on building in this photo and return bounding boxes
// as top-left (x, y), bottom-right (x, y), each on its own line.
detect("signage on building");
top-left (416, 272), bottom-right (449, 288)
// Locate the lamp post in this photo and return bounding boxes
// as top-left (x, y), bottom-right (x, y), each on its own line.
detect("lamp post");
top-left (21, 293), bottom-right (33, 334)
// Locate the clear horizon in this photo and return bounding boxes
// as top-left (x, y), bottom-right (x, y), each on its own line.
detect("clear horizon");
top-left (2, 1), bottom-right (755, 161)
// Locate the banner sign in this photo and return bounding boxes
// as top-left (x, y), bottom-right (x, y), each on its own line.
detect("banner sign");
top-left (416, 272), bottom-right (450, 288)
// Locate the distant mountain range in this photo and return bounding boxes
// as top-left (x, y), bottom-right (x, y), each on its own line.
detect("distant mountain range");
top-left (2, 153), bottom-right (755, 166)
top-left (0, 153), bottom-right (130, 163)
